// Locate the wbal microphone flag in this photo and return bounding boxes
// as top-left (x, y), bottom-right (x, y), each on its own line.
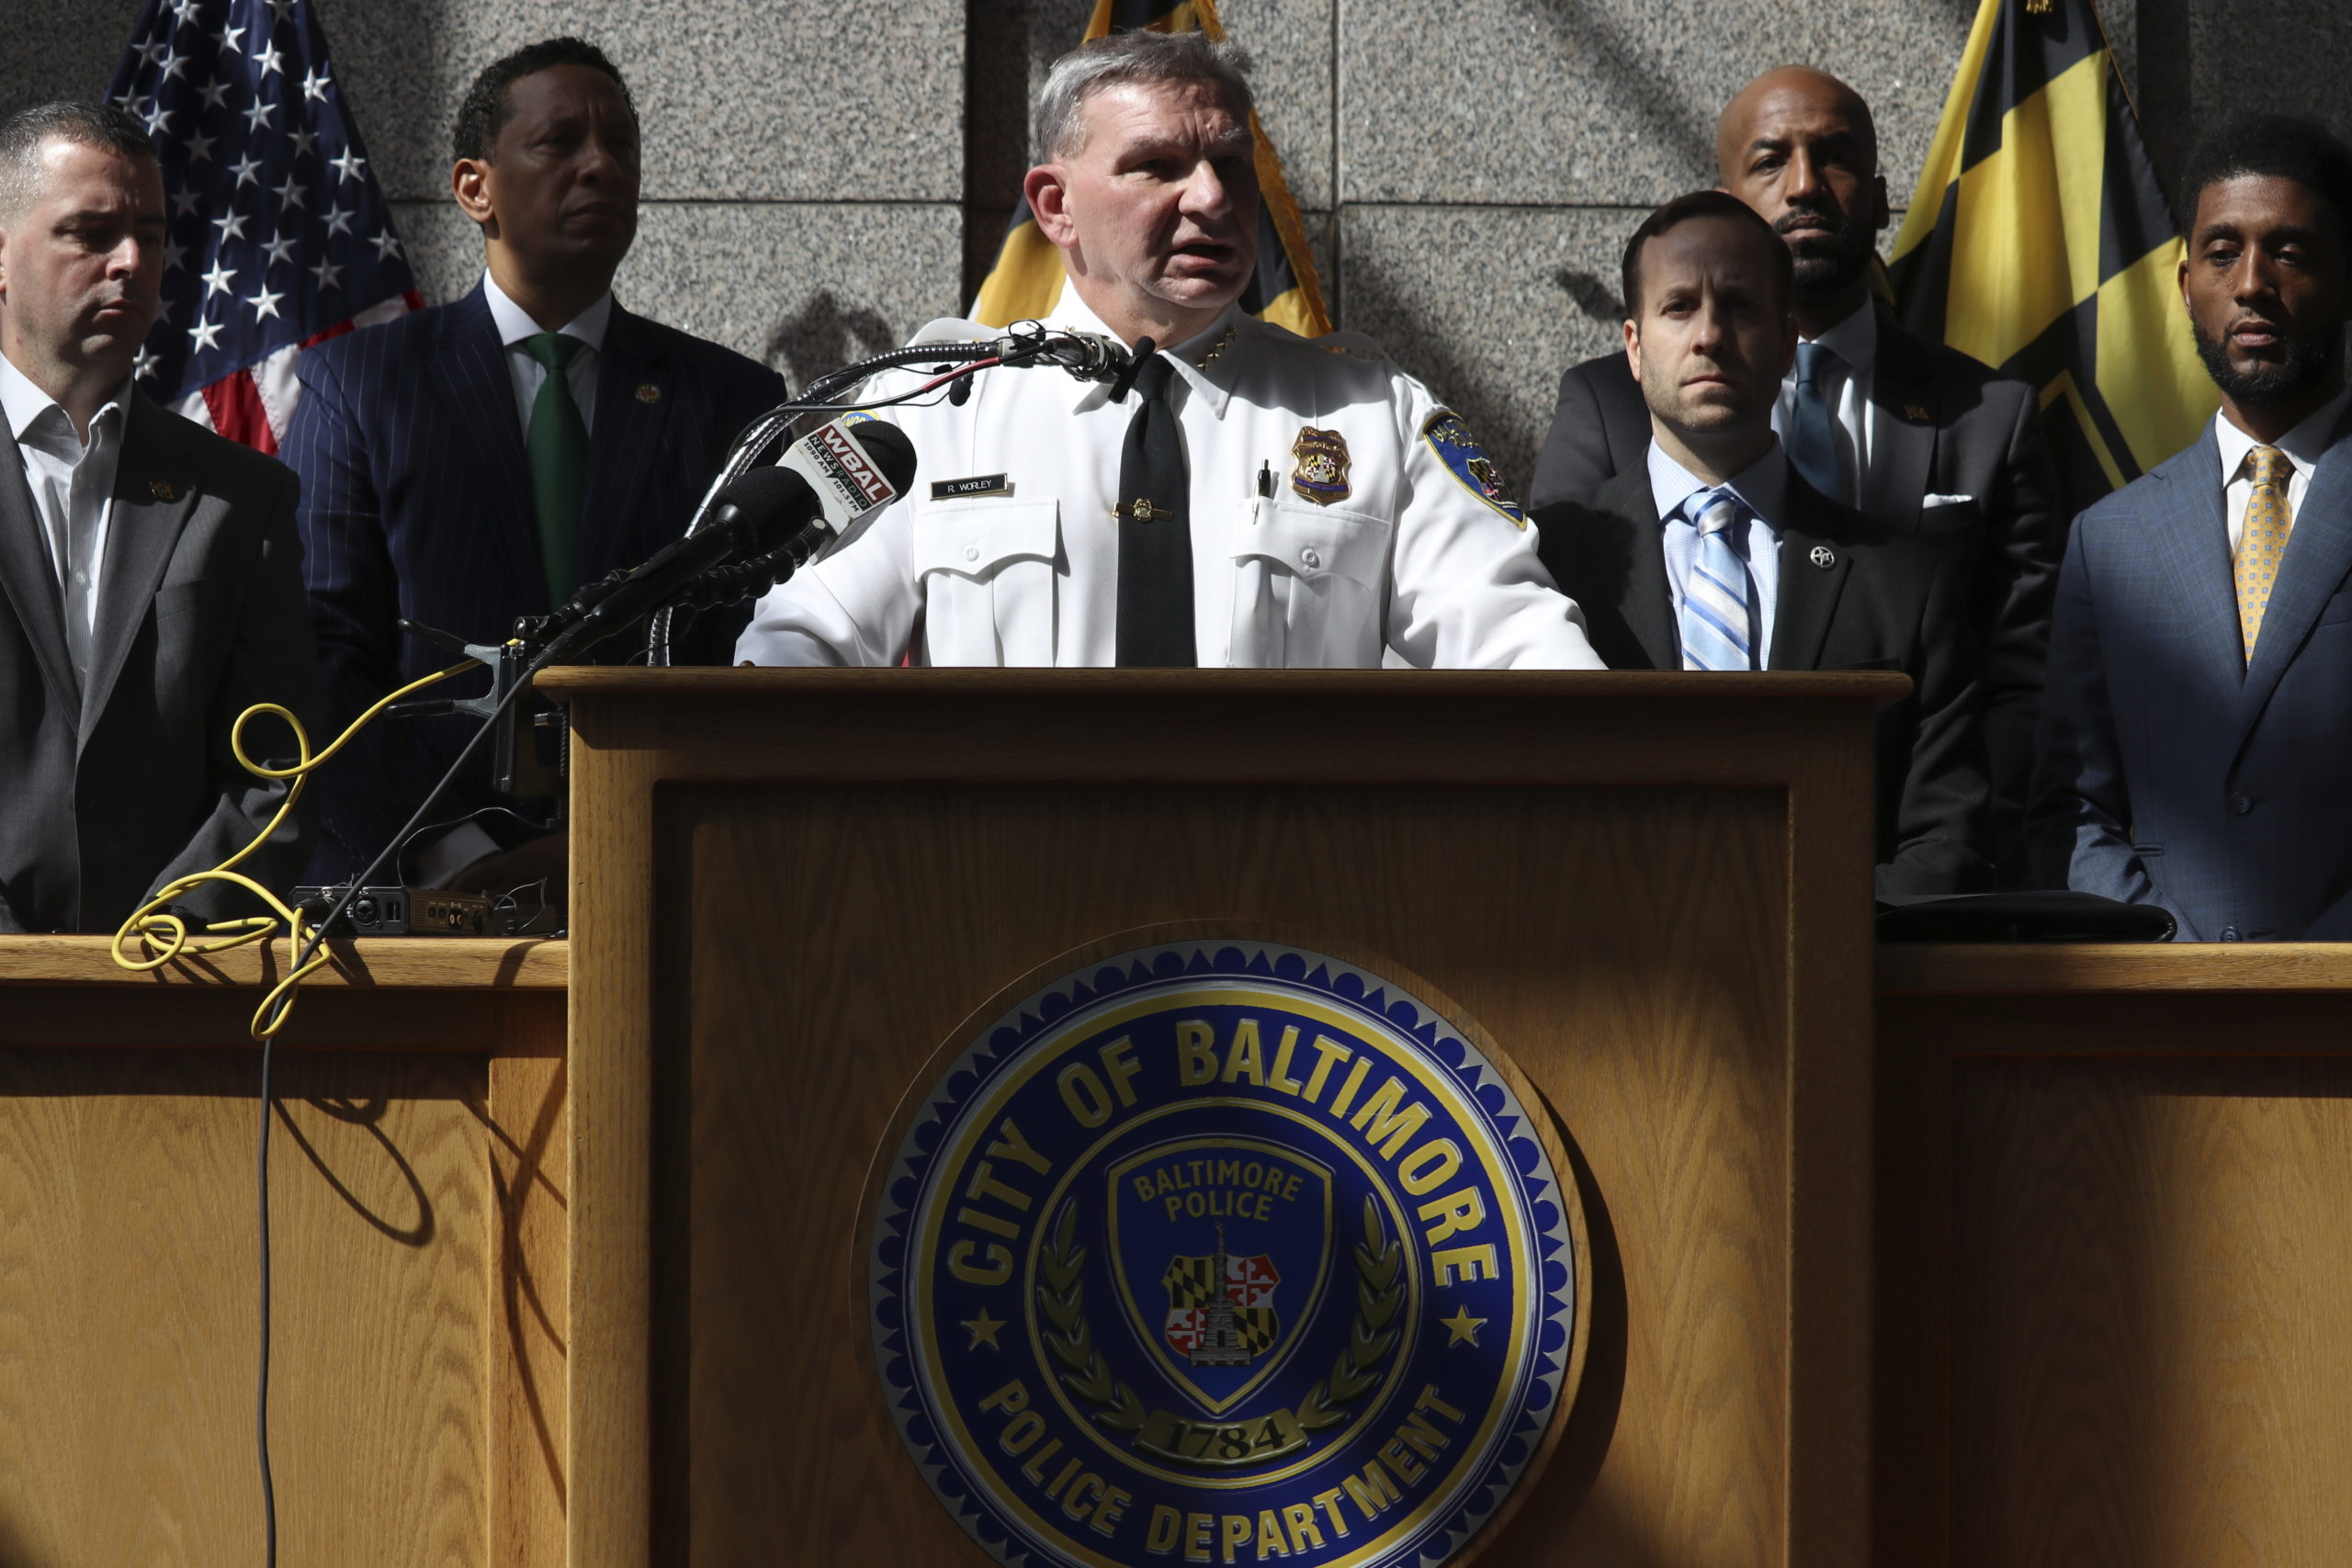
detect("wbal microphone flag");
top-left (970, 0), bottom-right (1330, 337)
top-left (1889, 0), bottom-right (2215, 518)
top-left (107, 0), bottom-right (422, 455)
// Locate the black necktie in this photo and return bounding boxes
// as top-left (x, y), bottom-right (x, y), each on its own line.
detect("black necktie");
top-left (1114, 354), bottom-right (1195, 667)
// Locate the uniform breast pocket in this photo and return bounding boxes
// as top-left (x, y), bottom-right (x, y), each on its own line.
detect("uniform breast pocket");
top-left (911, 499), bottom-right (1062, 666)
top-left (1228, 497), bottom-right (1393, 667)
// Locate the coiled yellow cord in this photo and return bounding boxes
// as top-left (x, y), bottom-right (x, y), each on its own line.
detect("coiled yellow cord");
top-left (110, 659), bottom-right (479, 1040)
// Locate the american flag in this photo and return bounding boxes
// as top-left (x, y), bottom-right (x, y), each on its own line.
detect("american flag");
top-left (107, 0), bottom-right (421, 454)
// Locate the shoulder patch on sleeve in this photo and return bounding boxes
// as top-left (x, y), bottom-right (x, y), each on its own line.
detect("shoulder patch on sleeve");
top-left (1420, 410), bottom-right (1526, 527)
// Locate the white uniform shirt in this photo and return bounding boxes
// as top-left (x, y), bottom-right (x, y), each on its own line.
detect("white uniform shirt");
top-left (1771, 299), bottom-right (1876, 502)
top-left (0, 351), bottom-right (130, 686)
top-left (738, 290), bottom-right (1601, 669)
top-left (482, 269), bottom-right (611, 437)
top-left (1647, 439), bottom-right (1788, 669)
top-left (2213, 386), bottom-right (2352, 551)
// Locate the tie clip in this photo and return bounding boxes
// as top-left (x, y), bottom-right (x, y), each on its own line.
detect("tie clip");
top-left (1114, 498), bottom-right (1174, 524)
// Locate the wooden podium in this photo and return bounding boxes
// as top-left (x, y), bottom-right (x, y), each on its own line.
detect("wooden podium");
top-left (547, 668), bottom-right (1893, 1568)
top-left (12, 672), bottom-right (2352, 1565)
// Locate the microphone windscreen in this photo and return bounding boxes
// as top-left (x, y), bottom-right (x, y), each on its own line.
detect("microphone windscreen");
top-left (713, 465), bottom-right (820, 554)
top-left (847, 419), bottom-right (919, 497)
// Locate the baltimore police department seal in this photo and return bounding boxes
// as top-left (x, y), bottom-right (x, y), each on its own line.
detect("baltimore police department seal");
top-left (868, 938), bottom-right (1584, 1568)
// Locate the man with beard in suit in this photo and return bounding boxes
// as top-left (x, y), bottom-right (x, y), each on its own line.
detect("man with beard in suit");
top-left (1537, 191), bottom-right (1993, 897)
top-left (2035, 118), bottom-right (2352, 940)
top-left (1532, 66), bottom-right (2056, 872)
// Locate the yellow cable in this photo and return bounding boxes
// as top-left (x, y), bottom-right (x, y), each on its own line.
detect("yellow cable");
top-left (110, 659), bottom-right (480, 1040)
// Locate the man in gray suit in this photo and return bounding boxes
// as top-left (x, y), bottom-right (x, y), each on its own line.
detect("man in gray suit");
top-left (1532, 66), bottom-right (2059, 870)
top-left (0, 102), bottom-right (324, 932)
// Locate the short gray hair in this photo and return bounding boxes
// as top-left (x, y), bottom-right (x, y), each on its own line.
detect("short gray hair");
top-left (1033, 31), bottom-right (1255, 163)
top-left (0, 101), bottom-right (154, 221)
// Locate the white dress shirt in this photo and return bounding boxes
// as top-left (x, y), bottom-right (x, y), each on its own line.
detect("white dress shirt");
top-left (2213, 386), bottom-right (2352, 551)
top-left (739, 285), bottom-right (1602, 670)
top-left (1772, 299), bottom-right (1877, 502)
top-left (0, 351), bottom-right (130, 686)
top-left (1647, 438), bottom-right (1788, 669)
top-left (481, 269), bottom-right (611, 437)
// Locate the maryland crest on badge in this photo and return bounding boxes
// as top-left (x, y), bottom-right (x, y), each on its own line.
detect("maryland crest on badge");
top-left (868, 939), bottom-right (1585, 1568)
top-left (1290, 428), bottom-right (1352, 505)
top-left (1420, 412), bottom-right (1525, 527)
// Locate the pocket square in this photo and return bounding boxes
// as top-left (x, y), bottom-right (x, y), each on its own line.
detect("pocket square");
top-left (1921, 493), bottom-right (1975, 509)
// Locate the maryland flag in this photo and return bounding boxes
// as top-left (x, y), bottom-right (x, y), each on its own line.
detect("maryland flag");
top-left (1890, 0), bottom-right (2216, 515)
top-left (1161, 1250), bottom-right (1281, 1359)
top-left (971, 0), bottom-right (1330, 336)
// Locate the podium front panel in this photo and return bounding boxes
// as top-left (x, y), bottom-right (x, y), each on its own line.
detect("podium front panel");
top-left (552, 670), bottom-right (1889, 1568)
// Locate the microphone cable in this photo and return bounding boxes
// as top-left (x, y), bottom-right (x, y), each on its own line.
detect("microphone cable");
top-left (110, 617), bottom-right (601, 1568)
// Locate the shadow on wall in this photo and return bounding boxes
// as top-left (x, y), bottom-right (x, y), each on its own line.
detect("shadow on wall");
top-left (1556, 269), bottom-right (1627, 329)
top-left (764, 289), bottom-right (902, 395)
top-left (0, 0), bottom-right (142, 112)
top-left (1532, 0), bottom-right (1717, 190)
top-left (1340, 262), bottom-right (1548, 496)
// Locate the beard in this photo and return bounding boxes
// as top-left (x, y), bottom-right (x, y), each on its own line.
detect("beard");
top-left (1777, 208), bottom-right (1875, 303)
top-left (2193, 316), bottom-right (2342, 408)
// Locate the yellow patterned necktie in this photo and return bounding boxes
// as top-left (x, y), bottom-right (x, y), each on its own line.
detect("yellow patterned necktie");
top-left (2236, 445), bottom-right (2296, 660)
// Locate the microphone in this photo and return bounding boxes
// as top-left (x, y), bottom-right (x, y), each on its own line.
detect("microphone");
top-left (906, 317), bottom-right (1136, 383)
top-left (541, 465), bottom-right (817, 654)
top-left (661, 417), bottom-right (921, 615)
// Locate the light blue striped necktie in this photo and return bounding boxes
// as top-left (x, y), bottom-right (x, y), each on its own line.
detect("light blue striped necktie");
top-left (1680, 489), bottom-right (1754, 671)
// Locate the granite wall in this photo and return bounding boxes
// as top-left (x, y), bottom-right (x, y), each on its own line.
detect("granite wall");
top-left (4, 0), bottom-right (2348, 489)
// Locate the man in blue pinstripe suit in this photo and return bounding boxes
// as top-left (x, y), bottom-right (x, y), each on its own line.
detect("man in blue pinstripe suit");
top-left (282, 38), bottom-right (785, 893)
top-left (2035, 118), bottom-right (2352, 940)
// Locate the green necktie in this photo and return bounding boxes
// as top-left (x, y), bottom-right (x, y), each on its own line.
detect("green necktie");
top-left (523, 332), bottom-right (589, 604)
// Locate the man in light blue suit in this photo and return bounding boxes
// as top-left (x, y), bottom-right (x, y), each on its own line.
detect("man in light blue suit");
top-left (2035, 117), bottom-right (2352, 940)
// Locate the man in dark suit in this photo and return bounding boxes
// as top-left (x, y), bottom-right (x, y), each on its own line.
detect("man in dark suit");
top-left (1532, 67), bottom-right (2056, 868)
top-left (1536, 191), bottom-right (1991, 897)
top-left (282, 38), bottom-right (786, 894)
top-left (0, 103), bottom-right (324, 932)
top-left (2035, 118), bottom-right (2352, 941)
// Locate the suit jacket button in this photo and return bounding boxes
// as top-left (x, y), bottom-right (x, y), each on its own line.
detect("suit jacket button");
top-left (2230, 793), bottom-right (2254, 815)
top-left (2222, 926), bottom-right (2241, 942)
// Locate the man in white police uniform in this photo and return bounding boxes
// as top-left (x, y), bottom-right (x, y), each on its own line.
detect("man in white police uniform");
top-left (736, 31), bottom-right (1601, 670)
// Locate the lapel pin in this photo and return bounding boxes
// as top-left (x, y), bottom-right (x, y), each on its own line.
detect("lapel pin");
top-left (635, 382), bottom-right (662, 404)
top-left (1903, 402), bottom-right (1931, 423)
top-left (149, 479), bottom-right (175, 502)
top-left (1810, 545), bottom-right (1837, 570)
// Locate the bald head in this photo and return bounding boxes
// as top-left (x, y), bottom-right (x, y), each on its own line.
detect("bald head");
top-left (1716, 67), bottom-right (1877, 181)
top-left (1713, 65), bottom-right (1888, 329)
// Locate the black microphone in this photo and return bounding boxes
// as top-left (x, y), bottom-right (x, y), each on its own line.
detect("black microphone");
top-left (544, 466), bottom-right (818, 654)
top-left (670, 418), bottom-right (921, 612)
